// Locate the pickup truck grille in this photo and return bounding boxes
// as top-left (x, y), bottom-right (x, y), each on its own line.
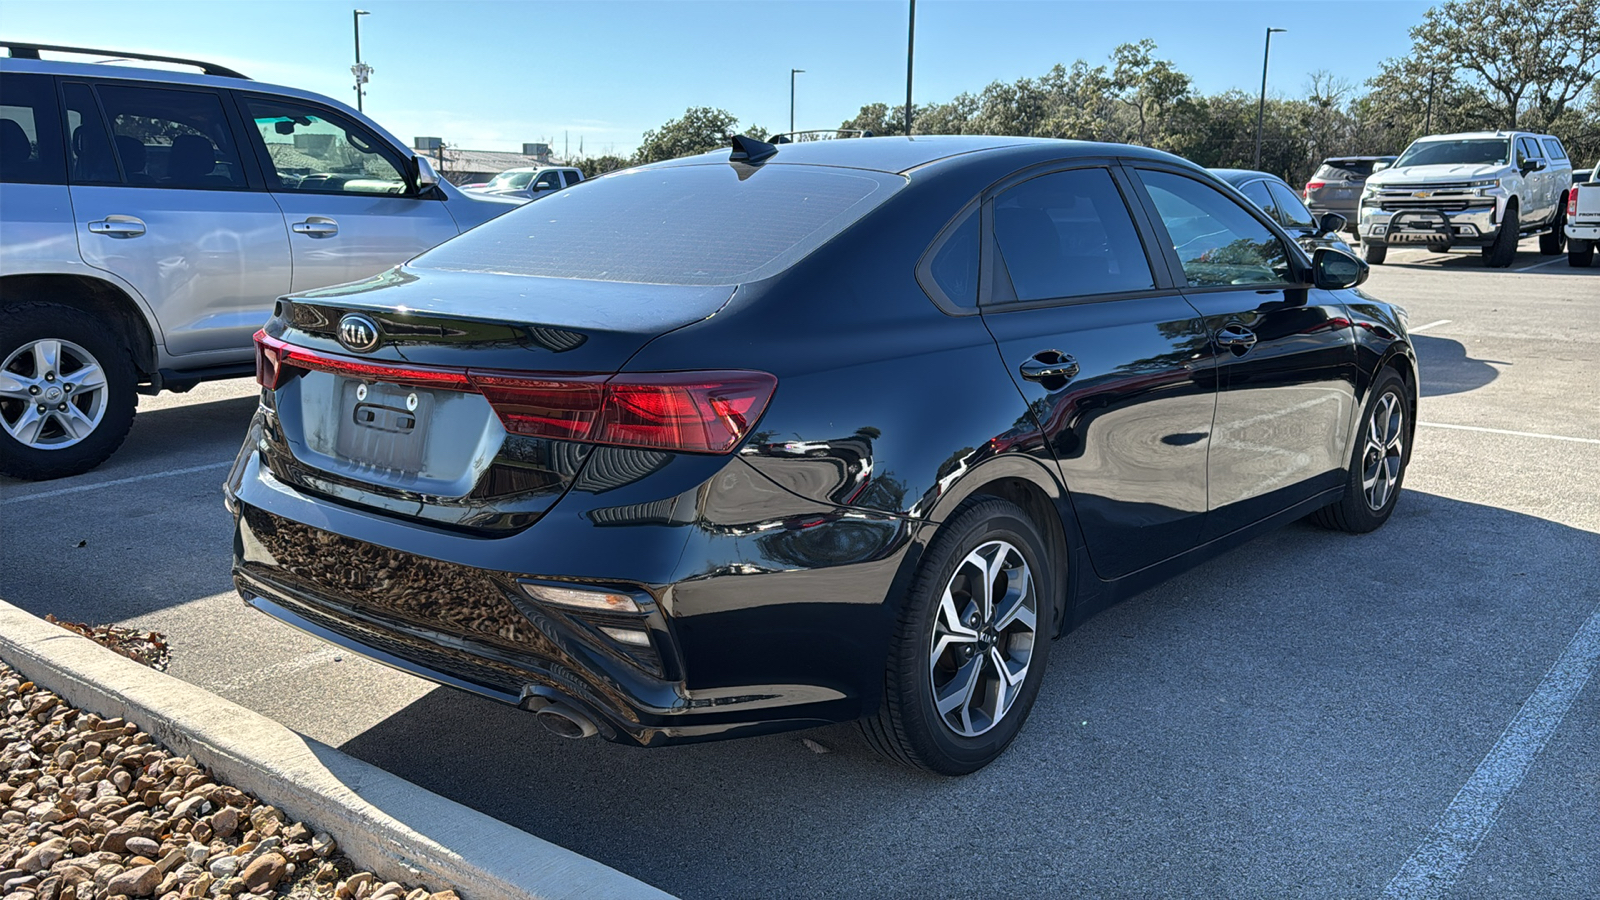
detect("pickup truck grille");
top-left (1380, 198), bottom-right (1475, 212)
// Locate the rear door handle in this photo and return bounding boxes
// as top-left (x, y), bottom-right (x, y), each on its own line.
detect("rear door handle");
top-left (87, 216), bottom-right (146, 238)
top-left (1019, 350), bottom-right (1079, 382)
top-left (291, 217), bottom-right (339, 237)
top-left (1216, 325), bottom-right (1258, 354)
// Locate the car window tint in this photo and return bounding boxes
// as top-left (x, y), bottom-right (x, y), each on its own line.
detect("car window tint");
top-left (1517, 138), bottom-right (1540, 162)
top-left (1238, 180), bottom-right (1277, 219)
top-left (62, 82), bottom-right (119, 184)
top-left (418, 164), bottom-right (903, 285)
top-left (563, 170), bottom-right (581, 186)
top-left (241, 96), bottom-right (406, 195)
top-left (533, 170), bottom-right (561, 189)
top-left (1542, 138), bottom-right (1568, 161)
top-left (95, 85), bottom-right (245, 189)
top-left (1268, 181), bottom-right (1316, 228)
top-left (1138, 169), bottom-right (1295, 289)
top-left (1315, 161), bottom-right (1374, 180)
top-left (0, 73), bottom-right (66, 185)
top-left (920, 204), bottom-right (979, 309)
top-left (990, 167), bottom-right (1154, 301)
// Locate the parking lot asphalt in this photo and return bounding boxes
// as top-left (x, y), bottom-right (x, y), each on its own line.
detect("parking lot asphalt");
top-left (2, 237), bottom-right (1596, 899)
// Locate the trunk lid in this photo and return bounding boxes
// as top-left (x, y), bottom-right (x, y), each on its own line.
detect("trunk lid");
top-left (255, 266), bottom-right (737, 533)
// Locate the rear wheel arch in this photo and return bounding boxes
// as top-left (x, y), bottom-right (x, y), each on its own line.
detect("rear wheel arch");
top-left (0, 274), bottom-right (159, 378)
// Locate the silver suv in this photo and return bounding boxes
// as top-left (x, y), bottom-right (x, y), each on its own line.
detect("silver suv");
top-left (1357, 130), bottom-right (1574, 267)
top-left (0, 43), bottom-right (521, 480)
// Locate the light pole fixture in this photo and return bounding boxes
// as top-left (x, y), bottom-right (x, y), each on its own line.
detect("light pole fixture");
top-left (790, 68), bottom-right (805, 134)
top-left (352, 9), bottom-right (372, 113)
top-left (905, 0), bottom-right (916, 136)
top-left (1253, 26), bottom-right (1286, 170)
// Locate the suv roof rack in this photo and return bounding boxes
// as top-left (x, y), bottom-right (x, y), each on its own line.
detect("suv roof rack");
top-left (1, 41), bottom-right (249, 79)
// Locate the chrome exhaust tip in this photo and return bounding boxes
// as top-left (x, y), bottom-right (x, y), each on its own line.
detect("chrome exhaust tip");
top-left (535, 703), bottom-right (599, 739)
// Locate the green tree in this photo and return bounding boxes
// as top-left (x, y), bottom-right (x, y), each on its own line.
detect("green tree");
top-left (633, 107), bottom-right (742, 164)
top-left (1408, 0), bottom-right (1600, 129)
top-left (571, 154), bottom-right (632, 179)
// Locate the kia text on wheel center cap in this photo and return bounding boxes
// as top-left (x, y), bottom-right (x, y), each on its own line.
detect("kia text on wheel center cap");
top-left (337, 313), bottom-right (381, 353)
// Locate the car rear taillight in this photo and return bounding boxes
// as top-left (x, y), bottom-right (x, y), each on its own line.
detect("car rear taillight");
top-left (1570, 189), bottom-right (1581, 217)
top-left (251, 331), bottom-right (776, 454)
top-left (1303, 181), bottom-right (1325, 200)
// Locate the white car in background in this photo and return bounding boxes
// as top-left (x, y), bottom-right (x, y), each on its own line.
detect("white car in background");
top-left (464, 166), bottom-right (584, 201)
top-left (1565, 160), bottom-right (1600, 267)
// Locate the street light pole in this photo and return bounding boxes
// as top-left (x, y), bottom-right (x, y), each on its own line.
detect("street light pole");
top-left (1253, 26), bottom-right (1286, 170)
top-left (352, 9), bottom-right (371, 113)
top-left (1425, 70), bottom-right (1436, 134)
top-left (790, 68), bottom-right (804, 134)
top-left (904, 0), bottom-right (916, 136)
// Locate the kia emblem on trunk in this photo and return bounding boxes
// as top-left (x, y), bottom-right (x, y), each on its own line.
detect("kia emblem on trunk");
top-left (337, 313), bottom-right (381, 353)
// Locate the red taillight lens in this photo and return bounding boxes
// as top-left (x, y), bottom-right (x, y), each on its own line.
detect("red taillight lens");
top-left (600, 372), bottom-right (778, 453)
top-left (1570, 189), bottom-right (1581, 217)
top-left (252, 332), bottom-right (776, 455)
top-left (1303, 181), bottom-right (1325, 200)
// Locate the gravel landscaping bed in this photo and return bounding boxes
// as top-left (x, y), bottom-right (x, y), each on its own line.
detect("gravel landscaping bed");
top-left (0, 664), bottom-right (460, 900)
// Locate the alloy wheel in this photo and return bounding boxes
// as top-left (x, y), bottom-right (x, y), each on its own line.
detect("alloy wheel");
top-left (928, 540), bottom-right (1038, 737)
top-left (1362, 390), bottom-right (1405, 511)
top-left (0, 339), bottom-right (110, 450)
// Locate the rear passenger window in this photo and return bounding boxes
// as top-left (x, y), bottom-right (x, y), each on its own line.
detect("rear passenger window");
top-left (62, 82), bottom-right (118, 184)
top-left (0, 73), bottom-right (66, 184)
top-left (95, 84), bottom-right (246, 188)
top-left (919, 204), bottom-right (979, 310)
top-left (990, 168), bottom-right (1155, 302)
top-left (1138, 169), bottom-right (1295, 288)
top-left (1268, 181), bottom-right (1316, 228)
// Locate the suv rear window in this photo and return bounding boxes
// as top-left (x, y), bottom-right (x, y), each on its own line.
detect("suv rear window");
top-left (417, 163), bottom-right (905, 285)
top-left (1315, 161), bottom-right (1379, 180)
top-left (0, 73), bottom-right (65, 185)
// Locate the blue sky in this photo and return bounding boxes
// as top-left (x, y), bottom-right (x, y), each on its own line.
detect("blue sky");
top-left (5, 0), bottom-right (1432, 157)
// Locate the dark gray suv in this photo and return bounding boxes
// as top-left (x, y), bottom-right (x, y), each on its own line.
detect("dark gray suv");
top-left (1303, 156), bottom-right (1395, 234)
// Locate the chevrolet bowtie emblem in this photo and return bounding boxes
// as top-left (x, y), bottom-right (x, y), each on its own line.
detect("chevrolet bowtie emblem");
top-left (1412, 191), bottom-right (1432, 199)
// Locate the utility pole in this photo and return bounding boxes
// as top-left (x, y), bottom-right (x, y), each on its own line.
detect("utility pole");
top-left (790, 68), bottom-right (805, 134)
top-left (1425, 71), bottom-right (1436, 134)
top-left (352, 9), bottom-right (371, 112)
top-left (904, 0), bottom-right (916, 136)
top-left (1253, 26), bottom-right (1286, 170)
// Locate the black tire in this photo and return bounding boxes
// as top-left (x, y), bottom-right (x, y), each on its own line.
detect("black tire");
top-left (860, 496), bottom-right (1055, 775)
top-left (1539, 206), bottom-right (1566, 255)
top-left (0, 302), bottom-right (137, 481)
top-left (1363, 242), bottom-right (1388, 265)
top-left (1569, 238), bottom-right (1594, 268)
top-left (1483, 202), bottom-right (1518, 267)
top-left (1309, 369), bottom-right (1412, 534)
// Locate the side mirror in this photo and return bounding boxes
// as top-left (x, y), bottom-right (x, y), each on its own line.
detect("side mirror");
top-left (1316, 212), bottom-right (1347, 236)
top-left (1520, 158), bottom-right (1546, 175)
top-left (1312, 247), bottom-right (1367, 289)
top-left (1371, 161), bottom-right (1391, 172)
top-left (413, 156), bottom-right (440, 192)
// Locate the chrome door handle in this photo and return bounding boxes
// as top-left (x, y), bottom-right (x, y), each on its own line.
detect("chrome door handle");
top-left (87, 216), bottom-right (146, 238)
top-left (291, 217), bottom-right (339, 237)
top-left (1019, 350), bottom-right (1079, 383)
top-left (1216, 325), bottom-right (1258, 354)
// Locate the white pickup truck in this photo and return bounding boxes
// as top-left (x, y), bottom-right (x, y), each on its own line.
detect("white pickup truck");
top-left (1565, 161), bottom-right (1599, 267)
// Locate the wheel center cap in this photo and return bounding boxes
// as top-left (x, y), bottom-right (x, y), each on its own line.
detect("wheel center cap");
top-left (43, 386), bottom-right (63, 403)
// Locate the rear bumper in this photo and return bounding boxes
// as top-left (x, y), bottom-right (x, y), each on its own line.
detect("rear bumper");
top-left (1565, 219), bottom-right (1600, 241)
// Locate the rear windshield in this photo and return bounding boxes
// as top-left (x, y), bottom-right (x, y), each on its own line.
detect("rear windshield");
top-left (417, 163), bottom-right (906, 285)
top-left (1395, 140), bottom-right (1509, 168)
top-left (1315, 160), bottom-right (1385, 180)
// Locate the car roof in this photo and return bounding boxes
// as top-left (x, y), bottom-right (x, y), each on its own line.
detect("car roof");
top-left (1209, 168), bottom-right (1286, 187)
top-left (0, 54), bottom-right (412, 155)
top-left (650, 134), bottom-right (1195, 176)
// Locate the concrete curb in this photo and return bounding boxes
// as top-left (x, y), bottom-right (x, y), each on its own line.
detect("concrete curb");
top-left (0, 599), bottom-right (675, 900)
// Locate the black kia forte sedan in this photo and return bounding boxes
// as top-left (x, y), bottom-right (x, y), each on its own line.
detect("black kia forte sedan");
top-left (228, 135), bottom-right (1416, 774)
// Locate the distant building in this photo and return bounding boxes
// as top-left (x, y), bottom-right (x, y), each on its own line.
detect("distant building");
top-left (413, 138), bottom-right (556, 185)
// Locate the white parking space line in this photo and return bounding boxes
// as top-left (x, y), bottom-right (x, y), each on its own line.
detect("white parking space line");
top-left (1380, 603), bottom-right (1600, 900)
top-left (1515, 257), bottom-right (1568, 273)
top-left (0, 460), bottom-right (232, 505)
top-left (1416, 422), bottom-right (1600, 445)
top-left (1410, 319), bottom-right (1451, 333)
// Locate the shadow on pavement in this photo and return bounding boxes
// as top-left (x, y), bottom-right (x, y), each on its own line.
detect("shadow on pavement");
top-left (335, 492), bottom-right (1600, 900)
top-left (1411, 334), bottom-right (1502, 397)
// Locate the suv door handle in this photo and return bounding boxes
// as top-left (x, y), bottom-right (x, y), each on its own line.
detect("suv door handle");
top-left (1216, 324), bottom-right (1259, 354)
top-left (291, 217), bottom-right (339, 237)
top-left (87, 216), bottom-right (146, 238)
top-left (1019, 350), bottom-right (1079, 382)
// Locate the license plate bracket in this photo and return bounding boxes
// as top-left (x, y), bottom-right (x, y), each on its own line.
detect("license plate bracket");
top-left (334, 379), bottom-right (434, 473)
